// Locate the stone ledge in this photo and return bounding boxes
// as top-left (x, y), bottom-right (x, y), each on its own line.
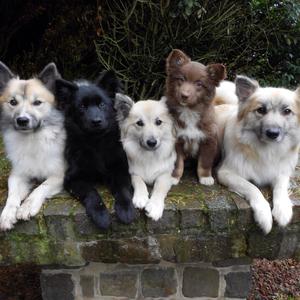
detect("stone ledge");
top-left (0, 153), bottom-right (299, 266)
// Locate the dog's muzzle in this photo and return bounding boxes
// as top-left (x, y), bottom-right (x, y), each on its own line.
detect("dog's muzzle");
top-left (14, 115), bottom-right (40, 132)
top-left (141, 137), bottom-right (159, 151)
top-left (264, 127), bottom-right (283, 142)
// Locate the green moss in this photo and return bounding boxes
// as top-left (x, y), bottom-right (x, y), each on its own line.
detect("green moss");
top-left (231, 235), bottom-right (247, 258)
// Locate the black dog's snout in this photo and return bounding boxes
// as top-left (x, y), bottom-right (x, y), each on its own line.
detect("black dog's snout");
top-left (146, 138), bottom-right (157, 148)
top-left (16, 117), bottom-right (29, 127)
top-left (91, 119), bottom-right (102, 126)
top-left (266, 128), bottom-right (280, 140)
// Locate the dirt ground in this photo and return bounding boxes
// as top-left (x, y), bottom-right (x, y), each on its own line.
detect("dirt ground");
top-left (0, 259), bottom-right (299, 299)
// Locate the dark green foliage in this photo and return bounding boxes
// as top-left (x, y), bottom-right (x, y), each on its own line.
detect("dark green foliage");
top-left (0, 0), bottom-right (299, 97)
top-left (96, 0), bottom-right (300, 99)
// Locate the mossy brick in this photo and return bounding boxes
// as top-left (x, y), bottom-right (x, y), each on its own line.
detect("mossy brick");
top-left (180, 205), bottom-right (208, 230)
top-left (100, 270), bottom-right (138, 297)
top-left (141, 267), bottom-right (177, 297)
top-left (111, 209), bottom-right (147, 237)
top-left (182, 266), bottom-right (219, 297)
top-left (157, 235), bottom-right (178, 262)
top-left (81, 236), bottom-right (161, 264)
top-left (0, 239), bottom-right (11, 265)
top-left (13, 218), bottom-right (39, 235)
top-left (212, 257), bottom-right (252, 267)
top-left (45, 215), bottom-right (75, 241)
top-left (41, 273), bottom-right (74, 300)
top-left (73, 212), bottom-right (105, 237)
top-left (248, 229), bottom-right (284, 259)
top-left (232, 196), bottom-right (253, 230)
top-left (205, 195), bottom-right (237, 232)
top-left (173, 234), bottom-right (246, 263)
top-left (225, 271), bottom-right (251, 298)
top-left (146, 209), bottom-right (179, 233)
top-left (292, 198), bottom-right (300, 223)
top-left (80, 275), bottom-right (95, 298)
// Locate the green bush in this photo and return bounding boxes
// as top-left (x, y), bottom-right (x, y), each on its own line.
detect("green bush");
top-left (96, 0), bottom-right (300, 99)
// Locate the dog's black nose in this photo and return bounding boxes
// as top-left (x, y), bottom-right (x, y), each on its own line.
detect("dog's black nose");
top-left (92, 119), bottom-right (102, 126)
top-left (16, 117), bottom-right (29, 127)
top-left (266, 128), bottom-right (280, 140)
top-left (147, 138), bottom-right (157, 148)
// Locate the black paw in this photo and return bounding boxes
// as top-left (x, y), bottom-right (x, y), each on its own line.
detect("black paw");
top-left (114, 200), bottom-right (136, 224)
top-left (88, 206), bottom-right (111, 229)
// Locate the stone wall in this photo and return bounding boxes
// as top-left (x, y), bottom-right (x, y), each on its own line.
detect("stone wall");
top-left (41, 261), bottom-right (251, 299)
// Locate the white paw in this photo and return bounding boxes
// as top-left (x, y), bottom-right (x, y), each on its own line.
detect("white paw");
top-left (145, 199), bottom-right (164, 221)
top-left (0, 205), bottom-right (18, 231)
top-left (171, 177), bottom-right (180, 185)
top-left (199, 176), bottom-right (214, 186)
top-left (17, 198), bottom-right (43, 220)
top-left (132, 192), bottom-right (149, 209)
top-left (272, 200), bottom-right (293, 227)
top-left (252, 200), bottom-right (273, 234)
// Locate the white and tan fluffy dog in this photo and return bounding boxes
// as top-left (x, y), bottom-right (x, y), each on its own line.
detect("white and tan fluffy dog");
top-left (216, 75), bottom-right (300, 234)
top-left (0, 62), bottom-right (66, 230)
top-left (115, 94), bottom-right (177, 221)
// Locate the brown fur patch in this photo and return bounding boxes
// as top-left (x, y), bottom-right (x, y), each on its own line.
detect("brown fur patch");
top-left (237, 97), bottom-right (260, 121)
top-left (165, 49), bottom-right (224, 181)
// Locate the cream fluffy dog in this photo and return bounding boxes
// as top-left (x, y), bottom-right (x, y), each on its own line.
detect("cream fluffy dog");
top-left (216, 75), bottom-right (300, 234)
top-left (115, 94), bottom-right (177, 220)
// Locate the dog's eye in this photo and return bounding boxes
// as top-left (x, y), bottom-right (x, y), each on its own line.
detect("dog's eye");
top-left (283, 108), bottom-right (292, 115)
top-left (9, 98), bottom-right (18, 106)
top-left (155, 119), bottom-right (162, 126)
top-left (33, 100), bottom-right (42, 106)
top-left (195, 80), bottom-right (203, 87)
top-left (99, 103), bottom-right (105, 108)
top-left (136, 120), bottom-right (144, 126)
top-left (256, 106), bottom-right (267, 115)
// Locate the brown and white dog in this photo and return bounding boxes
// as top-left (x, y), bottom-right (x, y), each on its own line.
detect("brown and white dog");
top-left (165, 49), bottom-right (226, 185)
top-left (216, 75), bottom-right (300, 234)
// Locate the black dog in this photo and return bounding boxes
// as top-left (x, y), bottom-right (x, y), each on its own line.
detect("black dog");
top-left (55, 71), bottom-right (135, 229)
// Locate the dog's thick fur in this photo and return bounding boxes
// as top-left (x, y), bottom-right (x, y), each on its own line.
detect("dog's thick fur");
top-left (165, 49), bottom-right (226, 185)
top-left (115, 94), bottom-right (177, 220)
top-left (216, 75), bottom-right (300, 234)
top-left (55, 71), bottom-right (135, 229)
top-left (0, 62), bottom-right (65, 230)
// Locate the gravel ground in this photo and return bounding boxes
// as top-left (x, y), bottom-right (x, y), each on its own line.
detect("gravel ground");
top-left (0, 259), bottom-right (299, 299)
top-left (249, 259), bottom-right (300, 300)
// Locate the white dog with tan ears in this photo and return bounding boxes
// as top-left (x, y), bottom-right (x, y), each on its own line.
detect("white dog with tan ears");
top-left (115, 94), bottom-right (177, 221)
top-left (216, 75), bottom-right (300, 234)
top-left (0, 62), bottom-right (66, 230)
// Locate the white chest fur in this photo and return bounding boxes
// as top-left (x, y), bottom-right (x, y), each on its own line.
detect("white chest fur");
top-left (175, 107), bottom-right (206, 157)
top-left (3, 126), bottom-right (66, 180)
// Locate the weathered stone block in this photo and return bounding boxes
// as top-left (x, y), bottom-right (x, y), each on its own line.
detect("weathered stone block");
top-left (292, 198), bottom-right (300, 223)
top-left (248, 229), bottom-right (283, 259)
top-left (81, 236), bottom-right (161, 264)
top-left (73, 212), bottom-right (104, 237)
top-left (146, 209), bottom-right (179, 233)
top-left (80, 275), bottom-right (95, 298)
top-left (224, 271), bottom-right (251, 298)
top-left (182, 266), bottom-right (219, 297)
top-left (180, 208), bottom-right (208, 229)
top-left (205, 196), bottom-right (237, 232)
top-left (100, 270), bottom-right (137, 297)
top-left (212, 257), bottom-right (252, 267)
top-left (13, 219), bottom-right (39, 235)
top-left (141, 267), bottom-right (177, 297)
top-left (40, 273), bottom-right (74, 300)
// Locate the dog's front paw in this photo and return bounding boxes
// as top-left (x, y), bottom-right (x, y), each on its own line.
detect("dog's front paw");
top-left (0, 205), bottom-right (18, 231)
top-left (199, 176), bottom-right (214, 186)
top-left (115, 201), bottom-right (136, 224)
top-left (272, 199), bottom-right (293, 227)
top-left (17, 198), bottom-right (43, 220)
top-left (132, 192), bottom-right (149, 209)
top-left (171, 176), bottom-right (180, 185)
top-left (145, 198), bottom-right (164, 221)
top-left (88, 206), bottom-right (111, 229)
top-left (252, 200), bottom-right (273, 234)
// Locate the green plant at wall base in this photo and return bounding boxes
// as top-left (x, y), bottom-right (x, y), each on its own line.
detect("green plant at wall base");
top-left (96, 0), bottom-right (300, 100)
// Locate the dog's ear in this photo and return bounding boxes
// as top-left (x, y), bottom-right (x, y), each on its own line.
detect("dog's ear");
top-left (95, 70), bottom-right (122, 98)
top-left (235, 75), bottom-right (259, 102)
top-left (166, 49), bottom-right (191, 72)
top-left (55, 79), bottom-right (78, 109)
top-left (114, 93), bottom-right (134, 122)
top-left (0, 62), bottom-right (14, 93)
top-left (206, 64), bottom-right (226, 86)
top-left (38, 62), bottom-right (61, 92)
